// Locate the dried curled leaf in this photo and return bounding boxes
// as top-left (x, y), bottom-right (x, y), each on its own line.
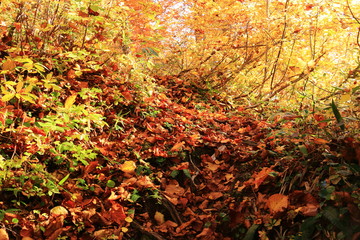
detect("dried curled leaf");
top-left (50, 206), bottom-right (68, 216)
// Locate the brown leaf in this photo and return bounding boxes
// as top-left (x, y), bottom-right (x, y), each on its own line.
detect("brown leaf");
top-left (154, 211), bottom-right (165, 225)
top-left (298, 204), bottom-right (318, 216)
top-left (208, 192), bottom-right (223, 200)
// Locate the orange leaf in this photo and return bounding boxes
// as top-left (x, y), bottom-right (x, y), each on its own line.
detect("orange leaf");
top-left (252, 167), bottom-right (275, 189)
top-left (313, 138), bottom-right (329, 144)
top-left (30, 127), bottom-right (46, 136)
top-left (170, 141), bottom-right (185, 152)
top-left (2, 59), bottom-right (16, 71)
top-left (208, 192), bottom-right (223, 200)
top-left (121, 91), bottom-right (133, 101)
top-left (267, 194), bottom-right (288, 213)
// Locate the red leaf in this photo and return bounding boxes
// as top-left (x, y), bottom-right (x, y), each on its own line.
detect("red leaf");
top-left (109, 201), bottom-right (126, 225)
top-left (121, 91), bottom-right (133, 101)
top-left (30, 127), bottom-right (46, 136)
top-left (78, 11), bottom-right (89, 18)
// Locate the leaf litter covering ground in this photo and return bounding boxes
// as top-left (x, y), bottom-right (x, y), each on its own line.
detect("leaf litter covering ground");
top-left (0, 72), bottom-right (359, 240)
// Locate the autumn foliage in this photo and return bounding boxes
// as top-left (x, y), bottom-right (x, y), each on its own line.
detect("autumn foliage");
top-left (0, 0), bottom-right (359, 239)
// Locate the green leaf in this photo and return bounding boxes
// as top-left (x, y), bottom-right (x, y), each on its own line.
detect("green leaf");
top-left (183, 169), bottom-right (192, 179)
top-left (300, 216), bottom-right (320, 240)
top-left (298, 145), bottom-right (308, 156)
top-left (90, 5), bottom-right (100, 11)
top-left (58, 174), bottom-right (70, 186)
top-left (130, 189), bottom-right (141, 202)
top-left (331, 99), bottom-right (345, 130)
top-left (243, 224), bottom-right (260, 240)
top-left (12, 218), bottom-right (19, 224)
top-left (170, 170), bottom-right (179, 178)
top-left (322, 206), bottom-right (351, 237)
top-left (107, 180), bottom-right (116, 188)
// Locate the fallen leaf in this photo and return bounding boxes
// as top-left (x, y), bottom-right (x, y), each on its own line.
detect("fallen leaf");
top-left (313, 138), bottom-right (329, 144)
top-left (120, 161), bottom-right (136, 174)
top-left (170, 141), bottom-right (185, 151)
top-left (0, 229), bottom-right (9, 240)
top-left (267, 194), bottom-right (288, 213)
top-left (50, 206), bottom-right (68, 216)
top-left (252, 167), bottom-right (275, 189)
top-left (154, 211), bottom-right (165, 225)
top-left (207, 162), bottom-right (220, 171)
top-left (121, 91), bottom-right (133, 101)
top-left (110, 201), bottom-right (126, 224)
top-left (297, 204), bottom-right (318, 216)
top-left (208, 192), bottom-right (223, 200)
top-left (165, 180), bottom-right (185, 197)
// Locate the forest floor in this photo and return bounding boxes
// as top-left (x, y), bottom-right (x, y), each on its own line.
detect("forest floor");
top-left (0, 68), bottom-right (359, 240)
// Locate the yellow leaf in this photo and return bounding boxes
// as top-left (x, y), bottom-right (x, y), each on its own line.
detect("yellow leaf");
top-left (125, 216), bottom-right (133, 223)
top-left (64, 94), bottom-right (77, 109)
top-left (23, 62), bottom-right (33, 70)
top-left (16, 81), bottom-right (24, 92)
top-left (120, 161), bottom-right (136, 174)
top-left (0, 228), bottom-right (9, 240)
top-left (340, 94), bottom-right (351, 103)
top-left (21, 94), bottom-right (37, 104)
top-left (4, 81), bottom-right (16, 86)
top-left (34, 63), bottom-right (45, 72)
top-left (24, 84), bottom-right (34, 93)
top-left (2, 93), bottom-right (15, 102)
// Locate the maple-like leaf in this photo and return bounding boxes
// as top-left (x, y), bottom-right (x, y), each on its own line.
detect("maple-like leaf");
top-left (109, 201), bottom-right (126, 225)
top-left (267, 194), bottom-right (288, 214)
